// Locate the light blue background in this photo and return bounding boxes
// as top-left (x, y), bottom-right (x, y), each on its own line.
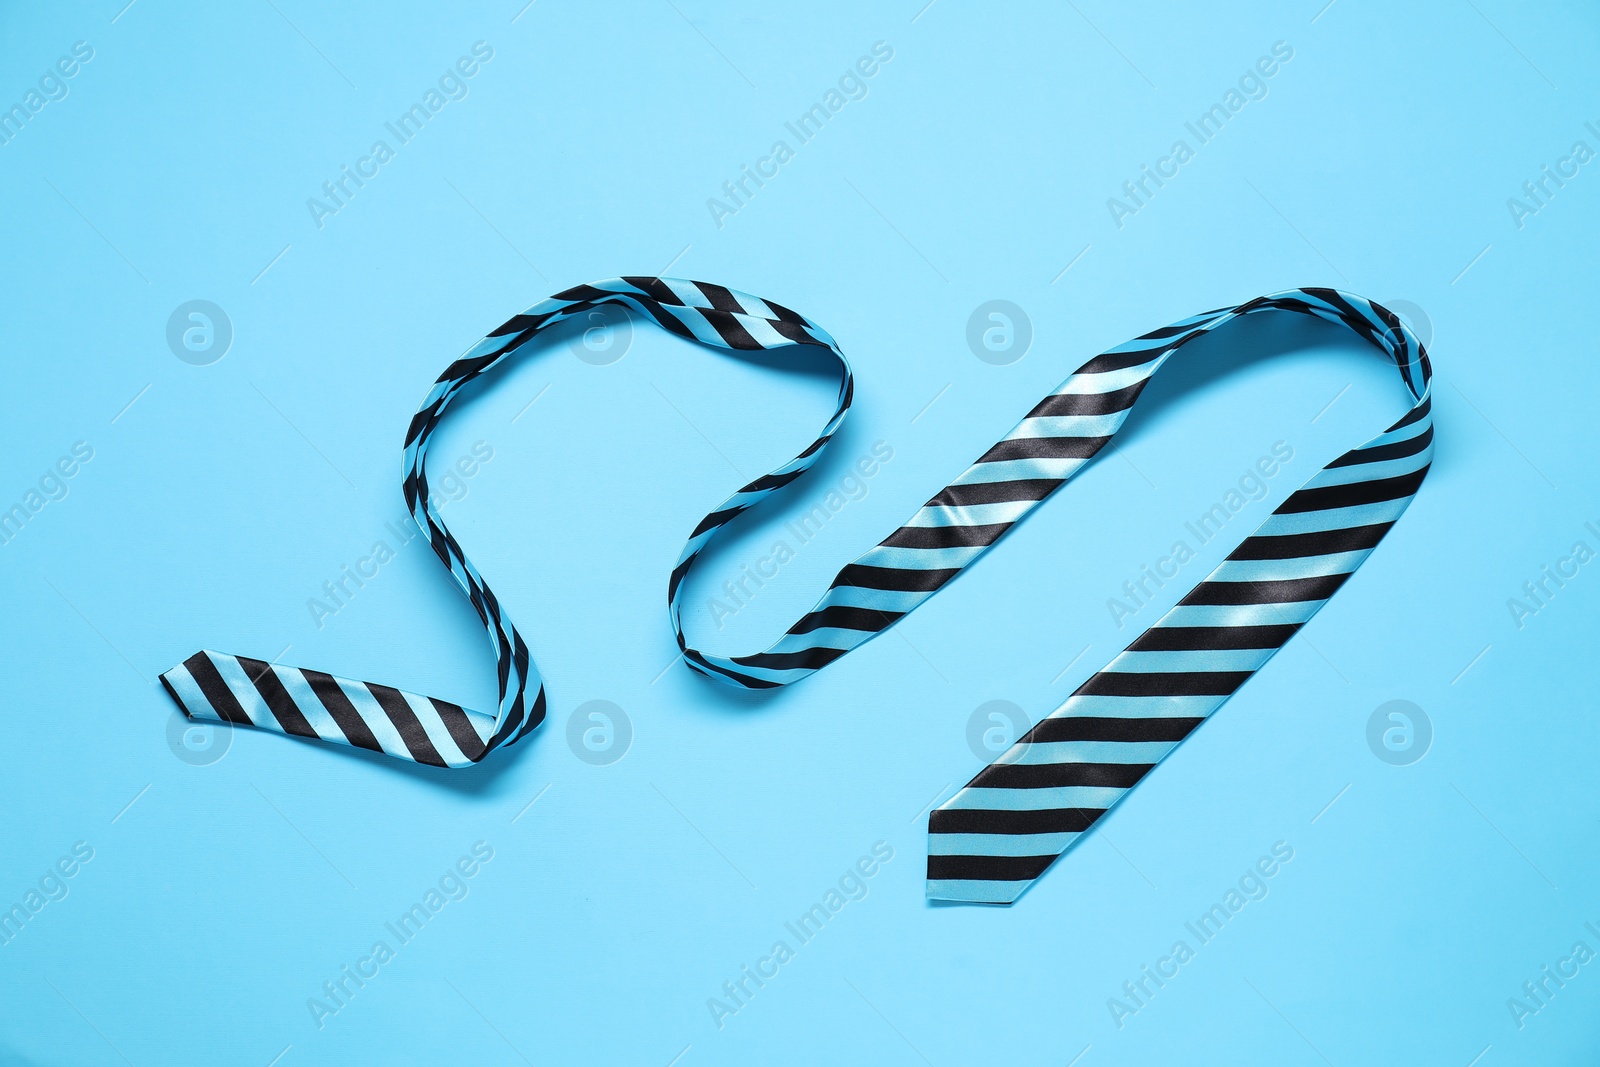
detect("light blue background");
top-left (2, 1), bottom-right (1597, 1064)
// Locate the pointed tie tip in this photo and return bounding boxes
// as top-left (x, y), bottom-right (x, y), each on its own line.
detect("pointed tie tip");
top-left (924, 878), bottom-right (1030, 905)
top-left (157, 667), bottom-right (193, 719)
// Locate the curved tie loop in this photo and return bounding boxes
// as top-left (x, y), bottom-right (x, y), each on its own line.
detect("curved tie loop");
top-left (160, 281), bottom-right (1432, 904)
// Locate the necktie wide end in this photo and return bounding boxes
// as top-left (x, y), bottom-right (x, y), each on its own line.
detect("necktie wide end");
top-left (926, 849), bottom-right (1059, 904)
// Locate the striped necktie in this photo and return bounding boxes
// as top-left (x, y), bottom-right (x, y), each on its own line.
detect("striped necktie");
top-left (160, 280), bottom-right (1431, 903)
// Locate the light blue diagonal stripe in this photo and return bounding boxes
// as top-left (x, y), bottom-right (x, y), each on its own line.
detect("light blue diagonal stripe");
top-left (1003, 739), bottom-right (1179, 765)
top-left (1110, 647), bottom-right (1277, 673)
top-left (1156, 601), bottom-right (1324, 627)
top-left (208, 655), bottom-right (277, 730)
top-left (275, 666), bottom-right (356, 746)
top-left (333, 676), bottom-right (410, 760)
top-left (164, 664), bottom-right (221, 724)
top-left (927, 831), bottom-right (1083, 857)
top-left (941, 785), bottom-right (1130, 810)
top-left (1209, 550), bottom-right (1369, 583)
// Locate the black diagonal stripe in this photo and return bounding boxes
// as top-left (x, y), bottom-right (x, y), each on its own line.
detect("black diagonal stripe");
top-left (1253, 295), bottom-right (1312, 318)
top-left (667, 553), bottom-right (697, 604)
top-left (832, 564), bottom-right (959, 593)
top-left (405, 402), bottom-right (442, 447)
top-left (507, 685), bottom-right (550, 745)
top-left (787, 606), bottom-right (900, 635)
top-left (1146, 318), bottom-right (1220, 340)
top-left (183, 653), bottom-right (255, 726)
top-left (1025, 381), bottom-right (1146, 419)
top-left (977, 436), bottom-right (1110, 463)
top-left (1076, 343), bottom-right (1173, 374)
top-left (1370, 300), bottom-right (1422, 371)
top-left (440, 353), bottom-right (499, 383)
top-left (1180, 572), bottom-right (1350, 606)
top-left (769, 318), bottom-right (824, 346)
top-left (620, 277), bottom-right (683, 305)
top-left (1276, 469), bottom-right (1427, 514)
top-left (730, 647), bottom-right (848, 671)
top-left (1304, 287), bottom-right (1370, 333)
top-left (630, 297), bottom-right (699, 341)
top-left (701, 308), bottom-right (762, 350)
top-left (690, 505), bottom-right (745, 538)
top-left (236, 657), bottom-right (318, 739)
top-left (930, 806), bottom-right (1104, 835)
top-left (300, 669), bottom-right (384, 753)
top-left (552, 283), bottom-right (615, 303)
top-left (1026, 716), bottom-right (1204, 743)
top-left (1077, 671), bottom-right (1252, 698)
top-left (762, 298), bottom-right (808, 325)
top-left (1318, 291), bottom-right (1396, 364)
top-left (797, 433), bottom-right (831, 460)
top-left (1327, 426), bottom-right (1432, 467)
top-left (486, 691), bottom-right (525, 750)
top-left (682, 649), bottom-right (783, 689)
top-left (511, 632), bottom-right (530, 681)
top-left (430, 699), bottom-right (488, 763)
top-left (693, 281), bottom-right (745, 313)
top-left (927, 479), bottom-right (1060, 507)
top-left (487, 310), bottom-right (554, 337)
top-left (926, 853), bottom-right (1057, 882)
top-left (1229, 523), bottom-right (1393, 561)
top-left (971, 761), bottom-right (1154, 790)
top-left (365, 684), bottom-right (448, 767)
top-left (743, 467), bottom-right (806, 493)
top-left (1127, 625), bottom-right (1299, 652)
top-left (525, 684), bottom-right (548, 734)
top-left (492, 623), bottom-right (513, 696)
top-left (880, 522), bottom-right (1010, 550)
top-left (158, 674), bottom-right (191, 717)
top-left (1388, 395), bottom-right (1431, 432)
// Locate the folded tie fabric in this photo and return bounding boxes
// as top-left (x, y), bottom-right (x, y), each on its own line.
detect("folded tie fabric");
top-left (160, 280), bottom-right (1431, 903)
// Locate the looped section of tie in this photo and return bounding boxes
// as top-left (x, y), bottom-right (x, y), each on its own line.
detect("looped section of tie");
top-left (160, 279), bottom-right (1432, 904)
